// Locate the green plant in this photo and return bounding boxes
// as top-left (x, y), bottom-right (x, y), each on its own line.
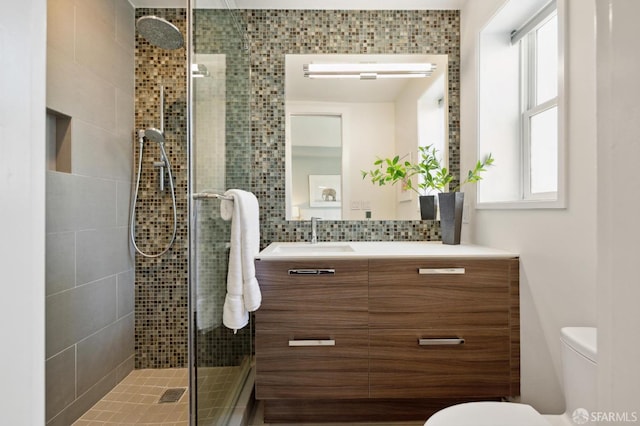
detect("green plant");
top-left (361, 145), bottom-right (494, 194)
top-left (454, 153), bottom-right (495, 192)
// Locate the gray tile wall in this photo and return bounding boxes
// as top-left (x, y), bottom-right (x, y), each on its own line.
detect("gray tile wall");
top-left (45, 0), bottom-right (135, 424)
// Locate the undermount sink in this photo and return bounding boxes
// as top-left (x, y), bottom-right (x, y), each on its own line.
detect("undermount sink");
top-left (272, 243), bottom-right (354, 254)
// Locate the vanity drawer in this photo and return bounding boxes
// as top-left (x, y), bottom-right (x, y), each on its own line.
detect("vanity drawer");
top-left (256, 328), bottom-right (369, 399)
top-left (255, 260), bottom-right (368, 330)
top-left (369, 328), bottom-right (511, 399)
top-left (369, 259), bottom-right (513, 329)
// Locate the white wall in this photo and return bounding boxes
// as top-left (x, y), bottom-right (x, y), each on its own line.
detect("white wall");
top-left (596, 0), bottom-right (640, 416)
top-left (461, 0), bottom-right (597, 413)
top-left (0, 1), bottom-right (47, 424)
top-left (344, 103), bottom-right (396, 220)
top-left (395, 82), bottom-right (423, 220)
top-left (395, 72), bottom-right (447, 220)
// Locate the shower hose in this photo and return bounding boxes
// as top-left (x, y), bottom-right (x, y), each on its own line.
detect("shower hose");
top-left (129, 131), bottom-right (178, 258)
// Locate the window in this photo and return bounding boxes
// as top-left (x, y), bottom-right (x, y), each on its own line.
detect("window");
top-left (518, 6), bottom-right (558, 200)
top-left (478, 0), bottom-right (565, 208)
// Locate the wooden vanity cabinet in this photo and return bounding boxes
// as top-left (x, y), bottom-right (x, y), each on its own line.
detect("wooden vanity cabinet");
top-left (254, 256), bottom-right (520, 422)
top-left (369, 258), bottom-right (519, 399)
top-left (369, 259), bottom-right (511, 329)
top-left (254, 259), bottom-right (369, 400)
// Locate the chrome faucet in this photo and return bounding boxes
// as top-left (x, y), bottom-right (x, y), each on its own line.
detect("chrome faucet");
top-left (310, 217), bottom-right (321, 244)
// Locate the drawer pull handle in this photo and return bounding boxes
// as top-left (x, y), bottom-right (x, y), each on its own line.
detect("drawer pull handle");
top-left (288, 339), bottom-right (336, 347)
top-left (288, 269), bottom-right (336, 275)
top-left (418, 338), bottom-right (465, 346)
top-left (418, 268), bottom-right (466, 275)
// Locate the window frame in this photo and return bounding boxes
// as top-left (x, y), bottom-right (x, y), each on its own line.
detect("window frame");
top-left (520, 10), bottom-right (559, 201)
top-left (476, 0), bottom-right (566, 210)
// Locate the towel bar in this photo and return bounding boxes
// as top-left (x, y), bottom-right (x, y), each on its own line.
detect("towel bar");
top-left (192, 192), bottom-right (234, 201)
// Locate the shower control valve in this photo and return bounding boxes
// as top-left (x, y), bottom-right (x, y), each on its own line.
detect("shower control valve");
top-left (153, 157), bottom-right (168, 192)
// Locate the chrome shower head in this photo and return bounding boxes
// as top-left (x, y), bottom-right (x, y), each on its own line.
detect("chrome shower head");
top-left (136, 16), bottom-right (184, 50)
top-left (144, 127), bottom-right (165, 144)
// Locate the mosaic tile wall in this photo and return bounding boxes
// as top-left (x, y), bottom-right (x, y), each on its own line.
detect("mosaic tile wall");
top-left (193, 9), bottom-right (253, 367)
top-left (135, 8), bottom-right (252, 369)
top-left (134, 8), bottom-right (460, 369)
top-left (134, 8), bottom-right (189, 369)
top-left (241, 9), bottom-right (460, 245)
top-left (193, 202), bottom-right (252, 367)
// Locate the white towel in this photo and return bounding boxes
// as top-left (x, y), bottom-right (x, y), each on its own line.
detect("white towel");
top-left (220, 189), bottom-right (261, 332)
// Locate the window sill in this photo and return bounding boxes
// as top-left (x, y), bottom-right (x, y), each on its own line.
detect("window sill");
top-left (476, 198), bottom-right (566, 210)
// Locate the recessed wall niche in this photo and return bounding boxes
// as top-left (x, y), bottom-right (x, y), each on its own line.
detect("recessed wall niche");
top-left (46, 108), bottom-right (71, 173)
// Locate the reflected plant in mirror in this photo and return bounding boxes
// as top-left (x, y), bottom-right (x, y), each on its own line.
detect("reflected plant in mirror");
top-left (285, 54), bottom-right (450, 221)
top-left (361, 145), bottom-right (450, 195)
top-left (361, 144), bottom-right (449, 220)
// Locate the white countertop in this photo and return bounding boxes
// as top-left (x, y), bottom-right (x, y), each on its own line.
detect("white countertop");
top-left (256, 241), bottom-right (518, 260)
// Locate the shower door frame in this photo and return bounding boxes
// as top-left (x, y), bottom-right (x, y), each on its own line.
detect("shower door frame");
top-left (186, 3), bottom-right (196, 424)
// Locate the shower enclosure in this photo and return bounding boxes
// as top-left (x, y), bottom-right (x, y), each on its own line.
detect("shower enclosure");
top-left (188, 2), bottom-right (253, 425)
top-left (133, 3), bottom-right (252, 425)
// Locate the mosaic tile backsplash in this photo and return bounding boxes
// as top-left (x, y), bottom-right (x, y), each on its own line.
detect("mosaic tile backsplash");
top-left (242, 9), bottom-right (460, 245)
top-left (134, 8), bottom-right (460, 369)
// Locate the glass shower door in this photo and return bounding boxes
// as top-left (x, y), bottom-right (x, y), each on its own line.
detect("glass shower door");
top-left (188, 2), bottom-right (252, 425)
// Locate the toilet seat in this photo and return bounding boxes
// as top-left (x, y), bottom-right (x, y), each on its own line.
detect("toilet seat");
top-left (425, 402), bottom-right (552, 426)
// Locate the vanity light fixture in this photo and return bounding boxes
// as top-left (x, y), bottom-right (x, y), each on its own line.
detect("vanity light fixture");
top-left (303, 62), bottom-right (435, 79)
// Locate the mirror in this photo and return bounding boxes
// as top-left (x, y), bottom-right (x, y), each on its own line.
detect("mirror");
top-left (285, 54), bottom-right (449, 221)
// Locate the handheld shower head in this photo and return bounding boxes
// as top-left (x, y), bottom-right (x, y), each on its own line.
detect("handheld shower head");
top-left (136, 16), bottom-right (184, 50)
top-left (144, 127), bottom-right (165, 144)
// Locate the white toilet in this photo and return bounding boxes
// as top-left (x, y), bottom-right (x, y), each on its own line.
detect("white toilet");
top-left (425, 327), bottom-right (597, 426)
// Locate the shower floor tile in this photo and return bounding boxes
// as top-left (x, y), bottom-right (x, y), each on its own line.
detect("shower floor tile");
top-left (196, 366), bottom-right (244, 423)
top-left (73, 366), bottom-right (245, 425)
top-left (73, 368), bottom-right (189, 426)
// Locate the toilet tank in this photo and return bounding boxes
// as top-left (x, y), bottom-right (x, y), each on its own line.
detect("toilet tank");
top-left (560, 327), bottom-right (597, 415)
